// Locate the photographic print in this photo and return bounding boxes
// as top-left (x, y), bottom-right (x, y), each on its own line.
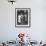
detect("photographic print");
top-left (15, 8), bottom-right (31, 27)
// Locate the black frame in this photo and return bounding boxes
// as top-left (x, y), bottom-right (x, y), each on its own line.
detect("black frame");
top-left (15, 8), bottom-right (31, 28)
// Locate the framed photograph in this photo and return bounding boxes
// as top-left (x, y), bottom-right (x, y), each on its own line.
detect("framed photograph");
top-left (15, 8), bottom-right (31, 28)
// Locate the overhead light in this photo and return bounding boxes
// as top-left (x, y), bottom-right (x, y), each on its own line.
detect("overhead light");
top-left (8, 0), bottom-right (16, 4)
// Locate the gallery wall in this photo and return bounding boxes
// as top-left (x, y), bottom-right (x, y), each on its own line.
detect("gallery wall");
top-left (0, 0), bottom-right (46, 42)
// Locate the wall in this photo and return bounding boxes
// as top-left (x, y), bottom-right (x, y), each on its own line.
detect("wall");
top-left (0, 0), bottom-right (46, 42)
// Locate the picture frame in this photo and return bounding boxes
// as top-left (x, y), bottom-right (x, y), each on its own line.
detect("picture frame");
top-left (15, 8), bottom-right (31, 28)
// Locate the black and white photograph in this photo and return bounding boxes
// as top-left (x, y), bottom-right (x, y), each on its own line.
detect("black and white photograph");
top-left (15, 8), bottom-right (31, 27)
